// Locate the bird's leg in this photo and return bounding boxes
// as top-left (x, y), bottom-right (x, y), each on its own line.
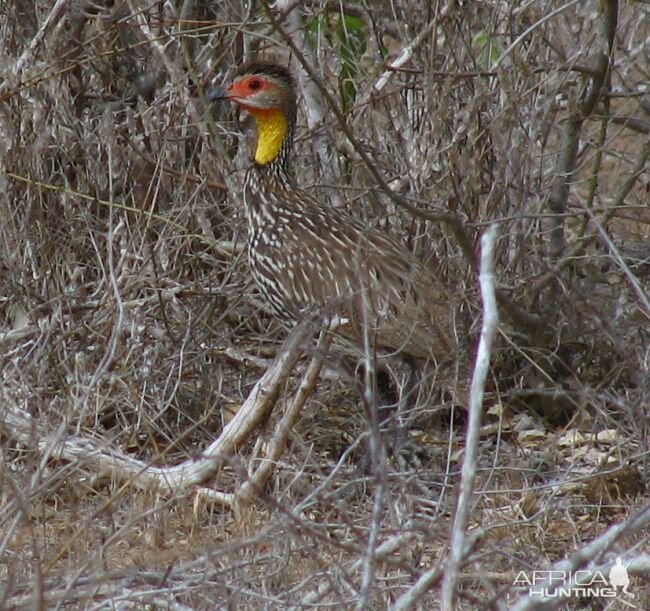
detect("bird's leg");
top-left (394, 357), bottom-right (417, 456)
top-left (351, 351), bottom-right (423, 469)
top-left (348, 352), bottom-right (386, 475)
top-left (378, 354), bottom-right (428, 469)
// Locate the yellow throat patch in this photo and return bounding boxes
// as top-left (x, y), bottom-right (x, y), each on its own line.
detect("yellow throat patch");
top-left (249, 107), bottom-right (288, 165)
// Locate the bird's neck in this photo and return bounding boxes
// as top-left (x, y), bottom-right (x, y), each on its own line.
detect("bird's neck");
top-left (243, 106), bottom-right (296, 217)
top-left (247, 107), bottom-right (293, 169)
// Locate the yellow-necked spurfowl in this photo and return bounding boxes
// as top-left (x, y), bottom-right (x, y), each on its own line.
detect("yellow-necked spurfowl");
top-left (208, 62), bottom-right (460, 374)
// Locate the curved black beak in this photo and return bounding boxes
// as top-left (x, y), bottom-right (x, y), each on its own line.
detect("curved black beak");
top-left (207, 85), bottom-right (228, 102)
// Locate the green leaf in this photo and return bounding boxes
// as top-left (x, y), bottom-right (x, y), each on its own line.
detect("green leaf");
top-left (472, 30), bottom-right (501, 69)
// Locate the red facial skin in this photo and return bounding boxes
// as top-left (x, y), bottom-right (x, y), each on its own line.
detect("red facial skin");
top-left (225, 76), bottom-right (278, 113)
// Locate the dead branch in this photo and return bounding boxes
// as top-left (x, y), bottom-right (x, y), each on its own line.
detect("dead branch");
top-left (235, 329), bottom-right (330, 505)
top-left (532, 136), bottom-right (650, 299)
top-left (509, 503), bottom-right (650, 610)
top-left (274, 0), bottom-right (344, 207)
top-left (442, 224), bottom-right (499, 610)
top-left (1, 318), bottom-right (315, 500)
top-left (546, 0), bottom-right (617, 262)
top-left (4, 0), bottom-right (70, 86)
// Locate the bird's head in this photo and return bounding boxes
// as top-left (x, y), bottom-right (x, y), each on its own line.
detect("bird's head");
top-left (209, 63), bottom-right (296, 166)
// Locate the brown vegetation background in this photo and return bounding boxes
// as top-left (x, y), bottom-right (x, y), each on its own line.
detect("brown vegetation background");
top-left (1, 0), bottom-right (649, 608)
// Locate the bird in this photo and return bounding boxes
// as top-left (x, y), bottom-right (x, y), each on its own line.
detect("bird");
top-left (208, 62), bottom-right (464, 401)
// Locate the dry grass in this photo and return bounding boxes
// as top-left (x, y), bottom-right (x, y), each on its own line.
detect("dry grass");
top-left (1, 1), bottom-right (649, 609)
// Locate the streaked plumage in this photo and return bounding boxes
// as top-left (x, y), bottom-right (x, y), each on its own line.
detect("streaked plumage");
top-left (210, 63), bottom-right (458, 366)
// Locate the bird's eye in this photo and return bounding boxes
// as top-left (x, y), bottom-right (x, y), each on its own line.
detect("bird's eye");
top-left (249, 79), bottom-right (261, 90)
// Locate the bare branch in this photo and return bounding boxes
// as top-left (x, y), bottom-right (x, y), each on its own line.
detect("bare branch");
top-left (2, 318), bottom-right (315, 497)
top-left (509, 503), bottom-right (650, 610)
top-left (5, 0), bottom-right (70, 83)
top-left (441, 224), bottom-right (499, 610)
top-left (547, 1), bottom-right (618, 262)
top-left (275, 0), bottom-right (344, 207)
top-left (236, 329), bottom-right (329, 504)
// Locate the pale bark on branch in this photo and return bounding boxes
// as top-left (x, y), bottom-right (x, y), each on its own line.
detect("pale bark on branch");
top-left (1, 318), bottom-right (315, 503)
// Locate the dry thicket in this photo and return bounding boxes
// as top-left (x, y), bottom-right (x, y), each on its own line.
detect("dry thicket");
top-left (1, 1), bottom-right (649, 609)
